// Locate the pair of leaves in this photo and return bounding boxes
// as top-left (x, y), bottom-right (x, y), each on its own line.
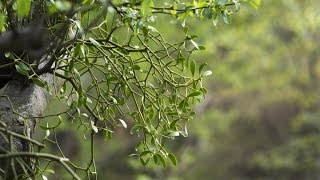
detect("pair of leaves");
top-left (190, 61), bottom-right (212, 77)
top-left (140, 151), bottom-right (177, 167)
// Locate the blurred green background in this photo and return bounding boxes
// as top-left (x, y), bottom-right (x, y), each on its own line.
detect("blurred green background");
top-left (41, 0), bottom-right (320, 179)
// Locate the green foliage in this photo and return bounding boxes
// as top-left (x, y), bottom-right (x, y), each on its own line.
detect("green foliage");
top-left (71, 0), bottom-right (320, 179)
top-left (158, 0), bottom-right (320, 179)
top-left (43, 0), bottom-right (255, 170)
top-left (0, 0), bottom-right (260, 179)
top-left (0, 12), bottom-right (6, 32)
top-left (16, 0), bottom-right (32, 17)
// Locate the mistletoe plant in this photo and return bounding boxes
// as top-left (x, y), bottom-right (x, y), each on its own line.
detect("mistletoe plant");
top-left (0, 0), bottom-right (259, 179)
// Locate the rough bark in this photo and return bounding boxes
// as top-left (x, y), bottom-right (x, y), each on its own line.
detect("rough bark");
top-left (0, 73), bottom-right (55, 178)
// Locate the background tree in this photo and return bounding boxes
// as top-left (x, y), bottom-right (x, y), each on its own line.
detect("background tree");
top-left (0, 0), bottom-right (259, 179)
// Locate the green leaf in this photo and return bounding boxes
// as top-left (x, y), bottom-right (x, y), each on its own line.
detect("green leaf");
top-left (199, 45), bottom-right (206, 50)
top-left (212, 17), bottom-right (219, 26)
top-left (248, 0), bottom-right (261, 9)
top-left (153, 154), bottom-right (158, 164)
top-left (178, 99), bottom-right (187, 111)
top-left (142, 26), bottom-right (149, 37)
top-left (73, 68), bottom-right (81, 80)
top-left (190, 40), bottom-right (199, 50)
top-left (222, 11), bottom-right (231, 24)
top-left (201, 70), bottom-right (212, 77)
top-left (74, 44), bottom-right (81, 57)
top-left (132, 65), bottom-right (141, 70)
top-left (54, 0), bottom-right (72, 12)
top-left (81, 113), bottom-right (89, 118)
top-left (156, 154), bottom-right (166, 167)
top-left (15, 65), bottom-right (29, 77)
top-left (89, 38), bottom-right (101, 48)
top-left (141, 0), bottom-right (154, 15)
top-left (16, 0), bottom-right (31, 17)
top-left (199, 63), bottom-right (208, 73)
top-left (148, 25), bottom-right (158, 33)
top-left (86, 97), bottom-right (93, 104)
top-left (48, 3), bottom-right (58, 14)
top-left (202, 7), bottom-right (213, 19)
top-left (17, 61), bottom-right (30, 71)
top-left (74, 20), bottom-right (84, 34)
top-left (60, 83), bottom-right (67, 94)
top-left (169, 120), bottom-right (179, 129)
top-left (190, 60), bottom-right (196, 76)
top-left (190, 35), bottom-right (199, 39)
top-left (118, 48), bottom-right (129, 55)
top-left (218, 0), bottom-right (228, 6)
top-left (200, 87), bottom-right (207, 94)
top-left (170, 10), bottom-right (177, 15)
top-left (234, 1), bottom-right (241, 11)
top-left (140, 157), bottom-right (149, 166)
top-left (130, 124), bottom-right (141, 134)
top-left (186, 34), bottom-right (199, 40)
top-left (44, 169), bottom-right (55, 174)
top-left (140, 151), bottom-right (152, 157)
top-left (187, 91), bottom-right (202, 97)
top-left (82, 0), bottom-right (95, 5)
top-left (107, 130), bottom-right (113, 139)
top-left (0, 13), bottom-right (6, 32)
top-left (77, 88), bottom-right (86, 106)
top-left (119, 119), bottom-right (127, 128)
top-left (170, 131), bottom-right (180, 137)
top-left (91, 121), bottom-right (98, 133)
top-left (179, 130), bottom-right (188, 137)
top-left (183, 26), bottom-right (189, 34)
top-left (135, 141), bottom-right (143, 152)
top-left (32, 78), bottom-right (48, 88)
top-left (42, 175), bottom-right (48, 180)
top-left (168, 153), bottom-right (177, 166)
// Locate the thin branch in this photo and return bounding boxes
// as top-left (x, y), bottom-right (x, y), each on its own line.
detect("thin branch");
top-left (0, 127), bottom-right (44, 148)
top-left (0, 152), bottom-right (80, 180)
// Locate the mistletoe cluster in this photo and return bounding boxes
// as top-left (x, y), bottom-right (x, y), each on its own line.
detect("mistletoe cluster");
top-left (0, 0), bottom-right (259, 179)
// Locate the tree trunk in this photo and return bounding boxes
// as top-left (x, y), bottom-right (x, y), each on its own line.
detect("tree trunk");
top-left (0, 73), bottom-right (54, 178)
